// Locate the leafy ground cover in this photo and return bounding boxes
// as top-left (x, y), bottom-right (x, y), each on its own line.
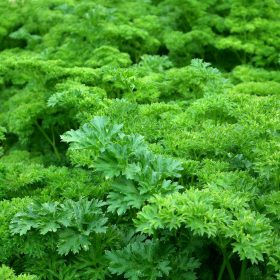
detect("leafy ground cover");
top-left (0, 0), bottom-right (279, 279)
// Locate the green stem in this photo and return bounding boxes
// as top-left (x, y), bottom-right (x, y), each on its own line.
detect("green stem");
top-left (51, 125), bottom-right (55, 145)
top-left (35, 122), bottom-right (61, 160)
top-left (179, 176), bottom-right (184, 185)
top-left (225, 255), bottom-right (235, 280)
top-left (239, 259), bottom-right (247, 280)
top-left (220, 247), bottom-right (235, 280)
top-left (215, 246), bottom-right (235, 280)
top-left (217, 257), bottom-right (226, 280)
top-left (233, 50), bottom-right (243, 65)
top-left (191, 175), bottom-right (194, 185)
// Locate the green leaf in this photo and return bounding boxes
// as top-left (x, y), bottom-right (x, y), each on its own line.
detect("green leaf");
top-left (61, 116), bottom-right (123, 151)
top-left (57, 229), bottom-right (91, 255)
top-left (106, 239), bottom-right (172, 280)
top-left (107, 179), bottom-right (145, 215)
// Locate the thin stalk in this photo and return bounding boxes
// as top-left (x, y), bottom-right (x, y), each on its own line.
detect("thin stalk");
top-left (217, 257), bottom-right (226, 280)
top-left (233, 50), bottom-right (243, 65)
top-left (51, 125), bottom-right (55, 144)
top-left (239, 259), bottom-right (247, 280)
top-left (178, 176), bottom-right (184, 185)
top-left (225, 255), bottom-right (235, 280)
top-left (214, 240), bottom-right (235, 280)
top-left (217, 245), bottom-right (235, 280)
top-left (190, 175), bottom-right (194, 185)
top-left (222, 248), bottom-right (235, 280)
top-left (35, 122), bottom-right (61, 160)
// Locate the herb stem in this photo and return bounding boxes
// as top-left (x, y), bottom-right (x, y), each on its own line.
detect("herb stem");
top-left (218, 247), bottom-right (235, 280)
top-left (239, 259), bottom-right (247, 280)
top-left (217, 257), bottom-right (226, 280)
top-left (224, 250), bottom-right (235, 280)
top-left (35, 121), bottom-right (61, 160)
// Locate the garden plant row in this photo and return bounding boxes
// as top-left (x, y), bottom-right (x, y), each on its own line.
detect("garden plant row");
top-left (0, 0), bottom-right (279, 279)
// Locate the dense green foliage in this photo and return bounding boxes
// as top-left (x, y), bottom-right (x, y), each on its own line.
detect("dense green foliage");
top-left (0, 0), bottom-right (279, 279)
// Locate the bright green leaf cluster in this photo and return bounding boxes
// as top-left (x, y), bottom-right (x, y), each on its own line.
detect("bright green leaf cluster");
top-left (135, 188), bottom-right (273, 264)
top-left (10, 198), bottom-right (107, 255)
top-left (0, 265), bottom-right (37, 280)
top-left (62, 116), bottom-right (183, 215)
